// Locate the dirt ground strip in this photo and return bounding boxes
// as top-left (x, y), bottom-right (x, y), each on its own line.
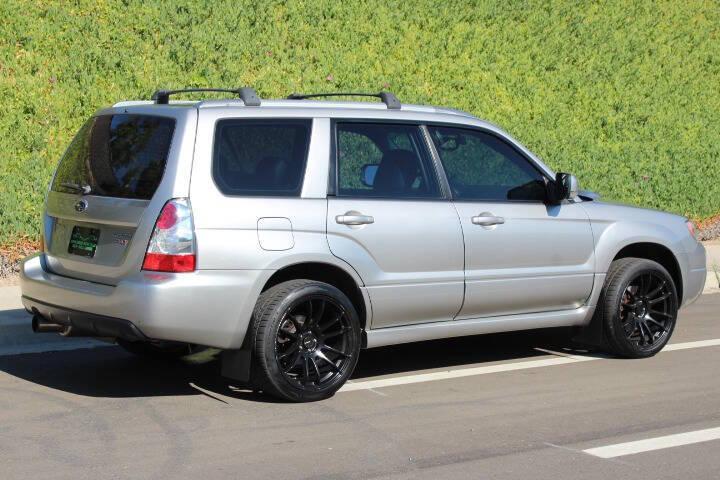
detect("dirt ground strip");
top-left (698, 214), bottom-right (720, 241)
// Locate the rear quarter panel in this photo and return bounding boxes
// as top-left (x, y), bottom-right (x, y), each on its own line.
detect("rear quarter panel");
top-left (189, 113), bottom-right (368, 347)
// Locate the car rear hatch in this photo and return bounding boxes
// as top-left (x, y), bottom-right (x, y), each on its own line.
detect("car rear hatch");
top-left (43, 105), bottom-right (197, 285)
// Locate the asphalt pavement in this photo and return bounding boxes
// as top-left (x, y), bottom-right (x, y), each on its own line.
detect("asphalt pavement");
top-left (0, 287), bottom-right (718, 480)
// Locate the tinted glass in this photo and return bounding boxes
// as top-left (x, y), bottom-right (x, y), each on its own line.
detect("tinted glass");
top-left (213, 119), bottom-right (311, 196)
top-left (52, 114), bottom-right (176, 199)
top-left (429, 126), bottom-right (547, 201)
top-left (336, 123), bottom-right (440, 198)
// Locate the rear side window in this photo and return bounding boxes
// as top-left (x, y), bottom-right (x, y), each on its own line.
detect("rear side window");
top-left (428, 126), bottom-right (547, 202)
top-left (213, 119), bottom-right (312, 196)
top-left (52, 114), bottom-right (176, 200)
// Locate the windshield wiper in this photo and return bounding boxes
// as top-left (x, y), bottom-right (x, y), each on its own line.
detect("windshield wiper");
top-left (60, 182), bottom-right (92, 195)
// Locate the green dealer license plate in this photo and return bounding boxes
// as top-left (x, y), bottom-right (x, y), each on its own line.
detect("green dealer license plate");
top-left (68, 226), bottom-right (100, 258)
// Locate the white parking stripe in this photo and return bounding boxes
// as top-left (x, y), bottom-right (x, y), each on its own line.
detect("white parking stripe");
top-left (662, 338), bottom-right (720, 351)
top-left (583, 427), bottom-right (720, 458)
top-left (340, 356), bottom-right (593, 392)
top-left (339, 338), bottom-right (720, 393)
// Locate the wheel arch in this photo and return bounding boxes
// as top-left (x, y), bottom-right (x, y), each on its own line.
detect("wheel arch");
top-left (611, 242), bottom-right (683, 304)
top-left (261, 261), bottom-right (370, 331)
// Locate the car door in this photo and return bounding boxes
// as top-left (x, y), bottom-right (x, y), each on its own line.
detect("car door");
top-left (427, 125), bottom-right (595, 320)
top-left (326, 122), bottom-right (465, 329)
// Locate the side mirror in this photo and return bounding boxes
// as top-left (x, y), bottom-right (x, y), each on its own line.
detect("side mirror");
top-left (552, 172), bottom-right (580, 202)
top-left (361, 164), bottom-right (379, 187)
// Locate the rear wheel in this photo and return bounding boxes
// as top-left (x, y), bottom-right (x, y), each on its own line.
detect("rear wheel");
top-left (249, 280), bottom-right (361, 402)
top-left (600, 257), bottom-right (678, 358)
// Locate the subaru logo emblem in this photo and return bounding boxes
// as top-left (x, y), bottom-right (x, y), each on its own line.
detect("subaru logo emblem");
top-left (74, 199), bottom-right (88, 213)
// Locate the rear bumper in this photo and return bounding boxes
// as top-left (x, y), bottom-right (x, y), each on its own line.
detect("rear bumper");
top-left (20, 254), bottom-right (267, 349)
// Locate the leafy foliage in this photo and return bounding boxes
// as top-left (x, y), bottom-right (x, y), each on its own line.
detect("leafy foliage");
top-left (1, 0), bottom-right (719, 244)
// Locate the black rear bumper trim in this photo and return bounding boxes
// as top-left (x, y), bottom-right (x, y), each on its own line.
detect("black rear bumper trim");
top-left (22, 296), bottom-right (149, 342)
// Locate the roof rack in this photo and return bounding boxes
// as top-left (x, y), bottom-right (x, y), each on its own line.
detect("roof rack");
top-left (151, 87), bottom-right (261, 106)
top-left (286, 91), bottom-right (401, 110)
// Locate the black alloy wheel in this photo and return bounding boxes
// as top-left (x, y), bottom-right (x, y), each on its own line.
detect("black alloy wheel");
top-left (618, 271), bottom-right (676, 350)
top-left (275, 296), bottom-right (355, 389)
top-left (600, 257), bottom-right (678, 358)
top-left (250, 279), bottom-right (361, 402)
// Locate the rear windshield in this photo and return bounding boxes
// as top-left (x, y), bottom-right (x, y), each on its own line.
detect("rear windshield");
top-left (212, 119), bottom-right (312, 196)
top-left (52, 114), bottom-right (176, 200)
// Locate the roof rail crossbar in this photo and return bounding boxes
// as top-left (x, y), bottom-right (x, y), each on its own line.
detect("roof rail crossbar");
top-left (286, 91), bottom-right (401, 109)
top-left (151, 87), bottom-right (261, 106)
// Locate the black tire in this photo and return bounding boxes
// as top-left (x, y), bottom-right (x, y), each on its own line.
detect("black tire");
top-left (599, 257), bottom-right (678, 358)
top-left (117, 339), bottom-right (194, 359)
top-left (249, 279), bottom-right (362, 402)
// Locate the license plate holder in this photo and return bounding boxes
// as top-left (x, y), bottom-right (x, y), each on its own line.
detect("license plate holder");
top-left (68, 226), bottom-right (100, 258)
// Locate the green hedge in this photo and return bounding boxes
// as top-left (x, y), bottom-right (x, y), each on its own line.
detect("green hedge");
top-left (1, 0), bottom-right (719, 243)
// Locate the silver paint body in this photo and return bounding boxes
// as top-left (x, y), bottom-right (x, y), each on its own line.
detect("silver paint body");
top-left (20, 99), bottom-right (707, 349)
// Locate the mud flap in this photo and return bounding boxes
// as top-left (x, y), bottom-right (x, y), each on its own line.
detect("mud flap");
top-left (220, 349), bottom-right (253, 384)
top-left (571, 307), bottom-right (606, 350)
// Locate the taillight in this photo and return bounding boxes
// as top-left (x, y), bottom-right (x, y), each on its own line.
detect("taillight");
top-left (686, 220), bottom-right (697, 240)
top-left (142, 198), bottom-right (196, 273)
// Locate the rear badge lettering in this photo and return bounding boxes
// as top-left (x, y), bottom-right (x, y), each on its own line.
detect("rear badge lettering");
top-left (113, 233), bottom-right (131, 246)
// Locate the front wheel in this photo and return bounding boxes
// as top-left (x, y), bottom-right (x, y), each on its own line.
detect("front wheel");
top-left (599, 257), bottom-right (679, 358)
top-left (249, 280), bottom-right (361, 402)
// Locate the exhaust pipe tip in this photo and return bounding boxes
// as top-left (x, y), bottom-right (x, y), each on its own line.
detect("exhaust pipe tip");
top-left (31, 315), bottom-right (65, 334)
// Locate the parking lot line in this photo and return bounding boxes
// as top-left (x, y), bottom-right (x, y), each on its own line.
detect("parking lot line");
top-left (339, 338), bottom-right (720, 393)
top-left (583, 427), bottom-right (720, 458)
top-left (662, 338), bottom-right (720, 351)
top-left (340, 356), bottom-right (594, 392)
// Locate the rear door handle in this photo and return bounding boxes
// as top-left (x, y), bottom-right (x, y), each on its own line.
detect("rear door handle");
top-left (471, 213), bottom-right (505, 226)
top-left (336, 213), bottom-right (375, 226)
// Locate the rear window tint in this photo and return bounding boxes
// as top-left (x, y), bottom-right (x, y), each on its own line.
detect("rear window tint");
top-left (212, 119), bottom-right (312, 196)
top-left (52, 114), bottom-right (175, 200)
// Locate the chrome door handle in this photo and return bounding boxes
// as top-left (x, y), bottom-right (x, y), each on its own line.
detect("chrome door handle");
top-left (471, 214), bottom-right (505, 226)
top-left (336, 213), bottom-right (375, 226)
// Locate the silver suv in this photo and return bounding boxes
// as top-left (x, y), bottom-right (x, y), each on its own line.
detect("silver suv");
top-left (20, 88), bottom-right (707, 401)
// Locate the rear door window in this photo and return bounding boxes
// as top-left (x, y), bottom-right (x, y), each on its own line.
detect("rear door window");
top-left (213, 119), bottom-right (312, 196)
top-left (52, 114), bottom-right (176, 200)
top-left (335, 123), bottom-right (441, 199)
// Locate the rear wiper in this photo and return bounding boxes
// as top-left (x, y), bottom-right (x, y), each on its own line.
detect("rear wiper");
top-left (60, 182), bottom-right (92, 195)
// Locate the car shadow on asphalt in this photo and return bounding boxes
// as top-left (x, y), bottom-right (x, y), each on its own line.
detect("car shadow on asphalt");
top-left (0, 327), bottom-right (582, 401)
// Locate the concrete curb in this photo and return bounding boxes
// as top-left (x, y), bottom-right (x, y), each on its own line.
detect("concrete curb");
top-left (705, 271), bottom-right (720, 295)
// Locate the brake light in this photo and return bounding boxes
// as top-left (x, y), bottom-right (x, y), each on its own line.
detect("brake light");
top-left (142, 198), bottom-right (196, 273)
top-left (686, 220), bottom-right (697, 240)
